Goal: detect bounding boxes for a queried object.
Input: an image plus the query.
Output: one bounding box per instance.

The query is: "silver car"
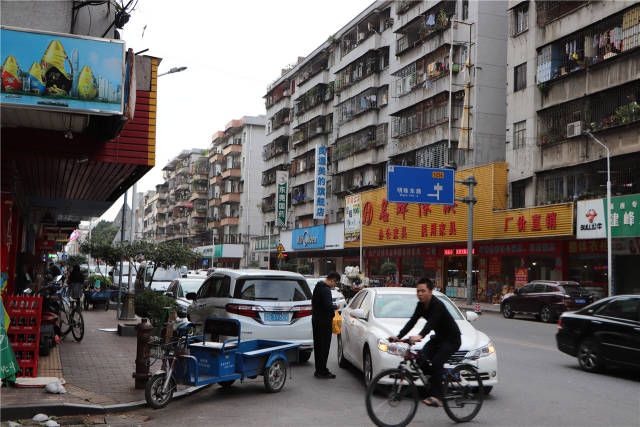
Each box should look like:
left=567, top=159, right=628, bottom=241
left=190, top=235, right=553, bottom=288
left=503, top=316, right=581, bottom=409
left=164, top=278, right=207, bottom=317
left=187, top=269, right=314, bottom=362
left=306, top=277, right=347, bottom=311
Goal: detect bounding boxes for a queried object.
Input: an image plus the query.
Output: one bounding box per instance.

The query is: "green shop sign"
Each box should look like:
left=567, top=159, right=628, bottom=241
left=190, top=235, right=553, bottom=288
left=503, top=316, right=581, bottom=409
left=607, top=194, right=640, bottom=237
left=255, top=237, right=279, bottom=251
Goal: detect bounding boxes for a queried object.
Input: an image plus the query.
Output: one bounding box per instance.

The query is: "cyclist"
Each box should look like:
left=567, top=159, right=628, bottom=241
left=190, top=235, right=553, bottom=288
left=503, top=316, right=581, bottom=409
left=389, top=277, right=461, bottom=408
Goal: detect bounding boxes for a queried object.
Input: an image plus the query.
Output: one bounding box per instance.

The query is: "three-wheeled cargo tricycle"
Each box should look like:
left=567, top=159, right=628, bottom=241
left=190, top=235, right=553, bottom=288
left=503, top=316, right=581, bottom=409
left=145, top=318, right=300, bottom=408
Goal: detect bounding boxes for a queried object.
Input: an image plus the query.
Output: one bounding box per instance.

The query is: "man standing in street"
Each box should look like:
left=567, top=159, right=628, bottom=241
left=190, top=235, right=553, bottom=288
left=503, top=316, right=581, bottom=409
left=311, top=271, right=340, bottom=379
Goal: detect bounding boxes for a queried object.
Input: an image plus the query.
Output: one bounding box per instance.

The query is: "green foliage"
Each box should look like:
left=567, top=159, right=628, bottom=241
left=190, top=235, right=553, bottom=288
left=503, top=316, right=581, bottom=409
left=79, top=239, right=125, bottom=281
left=61, top=254, right=87, bottom=268
left=143, top=241, right=196, bottom=288
left=279, top=262, right=298, bottom=272
left=134, top=289, right=177, bottom=327
left=88, top=274, right=113, bottom=289
left=296, top=264, right=312, bottom=275
left=90, top=220, right=120, bottom=245
left=380, top=262, right=397, bottom=276
left=247, top=261, right=260, bottom=268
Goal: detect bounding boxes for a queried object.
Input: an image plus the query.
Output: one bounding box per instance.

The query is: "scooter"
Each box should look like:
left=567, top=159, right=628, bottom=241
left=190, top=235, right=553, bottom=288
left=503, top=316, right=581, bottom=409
left=23, top=275, right=64, bottom=356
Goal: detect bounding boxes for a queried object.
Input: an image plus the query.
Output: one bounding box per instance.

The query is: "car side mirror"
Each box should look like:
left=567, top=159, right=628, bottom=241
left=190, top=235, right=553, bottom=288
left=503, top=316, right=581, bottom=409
left=466, top=311, right=479, bottom=322
left=164, top=291, right=174, bottom=298
left=186, top=292, right=197, bottom=301
left=351, top=308, right=366, bottom=319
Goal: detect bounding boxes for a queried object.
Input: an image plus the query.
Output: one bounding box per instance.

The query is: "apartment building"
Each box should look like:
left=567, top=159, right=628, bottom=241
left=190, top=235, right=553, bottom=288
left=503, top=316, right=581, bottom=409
left=154, top=149, right=209, bottom=245
left=259, top=0, right=508, bottom=275
left=208, top=117, right=266, bottom=268
left=142, top=190, right=157, bottom=239
left=505, top=1, right=640, bottom=294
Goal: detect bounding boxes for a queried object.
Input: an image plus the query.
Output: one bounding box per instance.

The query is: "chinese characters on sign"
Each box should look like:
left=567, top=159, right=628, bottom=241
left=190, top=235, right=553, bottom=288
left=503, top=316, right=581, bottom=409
left=344, top=195, right=361, bottom=242
left=313, top=145, right=328, bottom=219
left=503, top=212, right=558, bottom=232
left=275, top=170, right=288, bottom=227
left=386, top=166, right=454, bottom=205
left=577, top=194, right=640, bottom=239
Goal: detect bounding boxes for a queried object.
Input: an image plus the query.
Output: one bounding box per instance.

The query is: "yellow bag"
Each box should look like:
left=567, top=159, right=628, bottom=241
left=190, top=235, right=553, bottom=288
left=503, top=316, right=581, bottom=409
left=332, top=310, right=342, bottom=334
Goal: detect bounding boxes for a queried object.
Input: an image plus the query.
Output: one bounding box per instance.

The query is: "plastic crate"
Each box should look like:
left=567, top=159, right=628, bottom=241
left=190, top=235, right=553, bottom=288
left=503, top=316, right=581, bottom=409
left=6, top=296, right=42, bottom=377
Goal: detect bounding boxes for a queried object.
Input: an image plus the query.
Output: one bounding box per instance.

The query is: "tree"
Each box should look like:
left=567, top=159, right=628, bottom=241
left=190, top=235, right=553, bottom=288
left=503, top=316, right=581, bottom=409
left=79, top=239, right=125, bottom=285
left=143, top=241, right=195, bottom=289
left=91, top=220, right=120, bottom=244
left=60, top=254, right=88, bottom=268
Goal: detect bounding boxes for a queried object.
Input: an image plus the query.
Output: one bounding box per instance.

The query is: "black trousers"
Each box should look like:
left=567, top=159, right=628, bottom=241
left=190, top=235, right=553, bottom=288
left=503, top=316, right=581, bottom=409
left=420, top=337, right=461, bottom=399
left=312, top=317, right=332, bottom=374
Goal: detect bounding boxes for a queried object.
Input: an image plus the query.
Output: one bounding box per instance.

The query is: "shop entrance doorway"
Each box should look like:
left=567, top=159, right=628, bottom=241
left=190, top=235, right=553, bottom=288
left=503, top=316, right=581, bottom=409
left=444, top=255, right=478, bottom=299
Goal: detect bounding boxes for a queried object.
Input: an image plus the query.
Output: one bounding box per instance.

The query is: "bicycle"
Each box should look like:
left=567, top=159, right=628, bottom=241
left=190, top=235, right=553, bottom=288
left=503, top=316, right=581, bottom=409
left=365, top=340, right=484, bottom=426
left=58, top=285, right=85, bottom=342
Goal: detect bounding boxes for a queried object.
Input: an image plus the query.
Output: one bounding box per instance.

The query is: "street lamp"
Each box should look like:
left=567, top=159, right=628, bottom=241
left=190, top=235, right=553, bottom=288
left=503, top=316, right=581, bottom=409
left=584, top=131, right=613, bottom=297
left=157, top=66, right=187, bottom=77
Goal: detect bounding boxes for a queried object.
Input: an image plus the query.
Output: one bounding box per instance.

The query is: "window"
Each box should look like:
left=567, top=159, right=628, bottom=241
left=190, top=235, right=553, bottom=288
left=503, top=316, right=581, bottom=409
left=196, top=280, right=211, bottom=299
left=514, top=63, right=527, bottom=92
left=520, top=284, right=535, bottom=294
left=234, top=279, right=311, bottom=301
left=597, top=298, right=639, bottom=321
left=545, top=176, right=564, bottom=203
left=512, top=3, right=528, bottom=36
left=511, top=180, right=526, bottom=209
left=462, top=0, right=469, bottom=20
left=533, top=283, right=546, bottom=293
left=359, top=294, right=372, bottom=318
left=349, top=291, right=367, bottom=309
left=513, top=120, right=526, bottom=149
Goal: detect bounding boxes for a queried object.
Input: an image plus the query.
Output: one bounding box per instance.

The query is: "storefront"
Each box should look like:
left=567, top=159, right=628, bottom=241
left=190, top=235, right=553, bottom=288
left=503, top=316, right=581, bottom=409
left=195, top=244, right=244, bottom=269
left=279, top=223, right=348, bottom=276
left=346, top=163, right=576, bottom=302
left=576, top=194, right=640, bottom=296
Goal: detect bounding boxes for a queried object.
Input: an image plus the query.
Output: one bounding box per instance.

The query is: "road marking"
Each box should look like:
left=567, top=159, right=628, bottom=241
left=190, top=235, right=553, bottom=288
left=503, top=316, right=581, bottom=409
left=492, top=336, right=557, bottom=352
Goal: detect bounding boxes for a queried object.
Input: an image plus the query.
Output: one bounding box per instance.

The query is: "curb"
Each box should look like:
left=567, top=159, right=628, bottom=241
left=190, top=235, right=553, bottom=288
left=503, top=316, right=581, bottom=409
left=454, top=304, right=502, bottom=314
left=0, top=384, right=211, bottom=421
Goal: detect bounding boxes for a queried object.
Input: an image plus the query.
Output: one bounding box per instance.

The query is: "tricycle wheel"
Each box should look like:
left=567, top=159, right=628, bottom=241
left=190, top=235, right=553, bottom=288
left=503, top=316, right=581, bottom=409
left=219, top=380, right=235, bottom=388
left=264, top=359, right=287, bottom=393
left=145, top=374, right=176, bottom=409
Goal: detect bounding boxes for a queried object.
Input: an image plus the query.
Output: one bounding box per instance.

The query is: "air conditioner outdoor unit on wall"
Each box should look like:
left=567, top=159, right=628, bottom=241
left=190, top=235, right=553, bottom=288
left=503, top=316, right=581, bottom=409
left=567, top=121, right=582, bottom=138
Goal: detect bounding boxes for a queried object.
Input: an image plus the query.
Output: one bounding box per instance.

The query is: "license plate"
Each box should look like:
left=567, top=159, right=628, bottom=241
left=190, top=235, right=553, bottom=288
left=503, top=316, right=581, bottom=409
left=265, top=312, right=289, bottom=322
left=574, top=299, right=585, bottom=304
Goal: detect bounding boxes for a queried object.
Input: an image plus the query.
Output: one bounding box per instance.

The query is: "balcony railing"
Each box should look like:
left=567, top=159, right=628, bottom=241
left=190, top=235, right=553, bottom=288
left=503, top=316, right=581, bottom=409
left=335, top=50, right=383, bottom=93
left=263, top=137, right=289, bottom=160
left=396, top=4, right=454, bottom=57
left=535, top=1, right=589, bottom=27
left=391, top=92, right=463, bottom=138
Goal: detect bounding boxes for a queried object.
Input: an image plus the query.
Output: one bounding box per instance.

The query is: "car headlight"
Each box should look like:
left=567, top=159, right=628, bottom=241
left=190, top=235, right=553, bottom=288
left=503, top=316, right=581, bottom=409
left=377, top=339, right=410, bottom=357
left=466, top=342, right=496, bottom=359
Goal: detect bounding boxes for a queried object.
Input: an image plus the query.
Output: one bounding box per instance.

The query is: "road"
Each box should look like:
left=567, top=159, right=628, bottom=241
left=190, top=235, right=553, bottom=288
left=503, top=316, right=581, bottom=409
left=118, top=313, right=640, bottom=427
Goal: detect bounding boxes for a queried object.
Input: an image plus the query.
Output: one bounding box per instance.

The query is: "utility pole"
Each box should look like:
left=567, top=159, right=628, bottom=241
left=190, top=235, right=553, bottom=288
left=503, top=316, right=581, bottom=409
left=117, top=190, right=127, bottom=317
left=455, top=176, right=477, bottom=305
left=120, top=184, right=137, bottom=320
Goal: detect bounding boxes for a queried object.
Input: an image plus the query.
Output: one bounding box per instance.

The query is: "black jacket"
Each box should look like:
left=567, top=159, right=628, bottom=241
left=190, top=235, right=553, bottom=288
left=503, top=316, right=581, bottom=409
left=312, top=281, right=335, bottom=321
left=397, top=297, right=461, bottom=343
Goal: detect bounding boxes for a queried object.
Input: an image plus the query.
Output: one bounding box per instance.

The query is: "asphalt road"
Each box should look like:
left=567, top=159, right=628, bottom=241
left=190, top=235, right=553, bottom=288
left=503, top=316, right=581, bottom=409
left=120, top=313, right=640, bottom=427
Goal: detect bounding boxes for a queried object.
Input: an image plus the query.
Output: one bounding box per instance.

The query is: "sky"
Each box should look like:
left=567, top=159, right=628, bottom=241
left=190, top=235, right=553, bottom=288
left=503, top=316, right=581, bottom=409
left=101, top=0, right=372, bottom=221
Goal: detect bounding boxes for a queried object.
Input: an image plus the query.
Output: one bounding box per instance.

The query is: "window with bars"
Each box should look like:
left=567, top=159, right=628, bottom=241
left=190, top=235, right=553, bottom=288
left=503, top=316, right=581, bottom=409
left=514, top=62, right=527, bottom=92
left=544, top=176, right=564, bottom=203
left=416, top=142, right=449, bottom=168
left=513, top=120, right=526, bottom=149
left=391, top=92, right=463, bottom=138
left=511, top=3, right=529, bottom=36
left=511, top=180, right=526, bottom=208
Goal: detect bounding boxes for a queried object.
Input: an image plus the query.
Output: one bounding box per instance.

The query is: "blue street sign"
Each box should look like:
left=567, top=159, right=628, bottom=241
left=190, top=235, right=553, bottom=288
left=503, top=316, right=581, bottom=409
left=202, top=259, right=208, bottom=266
left=386, top=165, right=454, bottom=205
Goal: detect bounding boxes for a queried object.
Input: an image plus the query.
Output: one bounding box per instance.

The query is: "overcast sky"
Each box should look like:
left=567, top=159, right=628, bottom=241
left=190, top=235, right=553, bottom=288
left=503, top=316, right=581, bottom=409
left=100, top=0, right=372, bottom=221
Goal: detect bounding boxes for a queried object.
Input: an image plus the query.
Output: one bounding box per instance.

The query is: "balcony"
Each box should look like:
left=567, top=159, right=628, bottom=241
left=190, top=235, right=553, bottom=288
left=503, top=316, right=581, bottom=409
left=223, top=143, right=242, bottom=156
left=395, top=2, right=455, bottom=57
left=261, top=196, right=276, bottom=213
left=222, top=166, right=242, bottom=179
left=535, top=1, right=589, bottom=27
left=221, top=216, right=240, bottom=226
left=221, top=192, right=241, bottom=204
left=295, top=55, right=329, bottom=88
left=209, top=196, right=221, bottom=207
left=293, top=200, right=314, bottom=217
left=263, top=136, right=289, bottom=161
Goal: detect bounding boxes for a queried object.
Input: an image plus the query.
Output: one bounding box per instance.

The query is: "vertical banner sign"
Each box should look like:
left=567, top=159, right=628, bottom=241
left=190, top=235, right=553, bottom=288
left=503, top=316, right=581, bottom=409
left=344, top=195, right=362, bottom=242
left=276, top=170, right=289, bottom=227
left=313, top=145, right=328, bottom=219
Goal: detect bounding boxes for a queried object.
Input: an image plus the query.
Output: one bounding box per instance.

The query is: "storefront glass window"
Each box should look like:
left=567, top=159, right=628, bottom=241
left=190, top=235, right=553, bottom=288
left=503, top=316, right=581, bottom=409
left=401, top=257, right=435, bottom=287
left=568, top=254, right=608, bottom=300
left=369, top=257, right=396, bottom=286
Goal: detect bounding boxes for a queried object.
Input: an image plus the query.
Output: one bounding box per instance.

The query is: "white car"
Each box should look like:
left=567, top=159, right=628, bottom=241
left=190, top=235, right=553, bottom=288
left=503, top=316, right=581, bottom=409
left=337, top=288, right=498, bottom=392
left=187, top=269, right=315, bottom=362
left=305, top=277, right=347, bottom=311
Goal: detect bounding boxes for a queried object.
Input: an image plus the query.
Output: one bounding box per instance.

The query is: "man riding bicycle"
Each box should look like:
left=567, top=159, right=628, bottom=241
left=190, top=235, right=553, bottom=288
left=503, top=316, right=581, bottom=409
left=389, top=277, right=461, bottom=408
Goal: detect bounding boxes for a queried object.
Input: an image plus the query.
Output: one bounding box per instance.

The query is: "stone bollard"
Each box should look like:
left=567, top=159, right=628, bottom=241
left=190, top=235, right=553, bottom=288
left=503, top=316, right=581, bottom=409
left=132, top=317, right=153, bottom=389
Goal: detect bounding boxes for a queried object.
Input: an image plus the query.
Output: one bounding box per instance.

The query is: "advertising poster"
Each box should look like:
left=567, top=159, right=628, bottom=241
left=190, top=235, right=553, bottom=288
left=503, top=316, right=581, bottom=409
left=313, top=145, right=328, bottom=219
left=1, top=26, right=125, bottom=114
left=514, top=268, right=529, bottom=288
left=344, top=194, right=361, bottom=242
left=275, top=170, right=289, bottom=227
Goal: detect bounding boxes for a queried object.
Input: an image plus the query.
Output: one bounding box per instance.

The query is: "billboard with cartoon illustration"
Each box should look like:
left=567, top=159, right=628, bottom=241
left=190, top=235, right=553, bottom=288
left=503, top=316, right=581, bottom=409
left=1, top=26, right=125, bottom=115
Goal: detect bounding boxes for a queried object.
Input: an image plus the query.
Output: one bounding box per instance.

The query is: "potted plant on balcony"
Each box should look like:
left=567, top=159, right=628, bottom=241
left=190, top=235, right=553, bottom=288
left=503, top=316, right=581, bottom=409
left=437, top=9, right=449, bottom=28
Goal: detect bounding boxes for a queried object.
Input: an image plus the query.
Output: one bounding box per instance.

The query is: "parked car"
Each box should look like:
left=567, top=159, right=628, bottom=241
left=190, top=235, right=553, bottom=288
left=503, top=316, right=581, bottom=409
left=164, top=277, right=208, bottom=317
left=135, top=264, right=184, bottom=293
left=501, top=280, right=593, bottom=323
left=305, top=277, right=347, bottom=311
left=186, top=269, right=314, bottom=362
left=556, top=295, right=640, bottom=372
left=337, top=287, right=498, bottom=392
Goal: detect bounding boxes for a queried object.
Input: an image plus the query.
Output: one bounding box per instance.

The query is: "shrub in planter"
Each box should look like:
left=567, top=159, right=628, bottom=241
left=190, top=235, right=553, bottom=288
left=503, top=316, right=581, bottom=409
left=297, top=264, right=312, bottom=275
left=134, top=289, right=177, bottom=327
left=87, top=275, right=112, bottom=289
left=380, top=262, right=397, bottom=276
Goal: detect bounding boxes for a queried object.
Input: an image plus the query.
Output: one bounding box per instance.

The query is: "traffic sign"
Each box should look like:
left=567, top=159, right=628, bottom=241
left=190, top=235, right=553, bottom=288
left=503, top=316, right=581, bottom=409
left=386, top=165, right=454, bottom=205
left=277, top=252, right=284, bottom=259
left=277, top=243, right=285, bottom=253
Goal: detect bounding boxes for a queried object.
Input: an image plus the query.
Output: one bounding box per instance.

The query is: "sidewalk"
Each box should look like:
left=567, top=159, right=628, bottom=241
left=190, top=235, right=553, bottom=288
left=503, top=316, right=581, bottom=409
left=1, top=308, right=204, bottom=421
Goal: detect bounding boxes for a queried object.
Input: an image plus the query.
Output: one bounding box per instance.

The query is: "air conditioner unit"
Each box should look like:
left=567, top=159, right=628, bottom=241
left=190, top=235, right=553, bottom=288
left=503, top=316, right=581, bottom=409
left=567, top=121, right=582, bottom=138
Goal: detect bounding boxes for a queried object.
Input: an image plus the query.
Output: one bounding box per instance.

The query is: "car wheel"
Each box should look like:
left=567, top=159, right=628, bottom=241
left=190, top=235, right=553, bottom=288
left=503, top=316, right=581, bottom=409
left=363, top=348, right=373, bottom=387
left=337, top=334, right=348, bottom=369
left=502, top=303, right=514, bottom=319
left=540, top=305, right=554, bottom=323
left=298, top=350, right=312, bottom=363
left=484, top=386, right=493, bottom=395
left=578, top=338, right=604, bottom=373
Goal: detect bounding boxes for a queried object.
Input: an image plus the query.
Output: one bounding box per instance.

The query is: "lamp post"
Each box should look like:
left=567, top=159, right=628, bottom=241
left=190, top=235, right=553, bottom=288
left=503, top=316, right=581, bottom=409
left=585, top=131, right=613, bottom=297
left=157, top=66, right=187, bottom=77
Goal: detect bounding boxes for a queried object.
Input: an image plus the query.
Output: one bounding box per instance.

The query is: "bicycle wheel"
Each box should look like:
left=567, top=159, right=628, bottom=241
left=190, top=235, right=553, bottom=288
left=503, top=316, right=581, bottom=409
left=442, top=364, right=484, bottom=423
left=70, top=309, right=84, bottom=342
left=365, top=369, right=418, bottom=427
left=59, top=309, right=71, bottom=335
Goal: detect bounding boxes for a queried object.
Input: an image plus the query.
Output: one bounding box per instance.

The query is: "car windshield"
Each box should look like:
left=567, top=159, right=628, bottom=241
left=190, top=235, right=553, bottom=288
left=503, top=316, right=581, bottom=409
left=559, top=283, right=584, bottom=296
left=180, top=280, right=204, bottom=294
left=147, top=268, right=181, bottom=282
left=374, top=294, right=463, bottom=320
left=235, top=279, right=312, bottom=301
left=305, top=278, right=325, bottom=292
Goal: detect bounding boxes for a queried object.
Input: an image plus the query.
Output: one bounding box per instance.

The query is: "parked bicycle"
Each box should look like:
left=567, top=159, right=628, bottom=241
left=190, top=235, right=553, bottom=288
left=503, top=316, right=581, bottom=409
left=57, top=284, right=85, bottom=342
left=365, top=340, right=484, bottom=426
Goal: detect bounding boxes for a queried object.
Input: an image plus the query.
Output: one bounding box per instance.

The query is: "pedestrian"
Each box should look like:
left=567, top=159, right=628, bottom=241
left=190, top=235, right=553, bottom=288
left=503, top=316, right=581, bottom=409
left=68, top=265, right=84, bottom=301
left=311, top=271, right=340, bottom=379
